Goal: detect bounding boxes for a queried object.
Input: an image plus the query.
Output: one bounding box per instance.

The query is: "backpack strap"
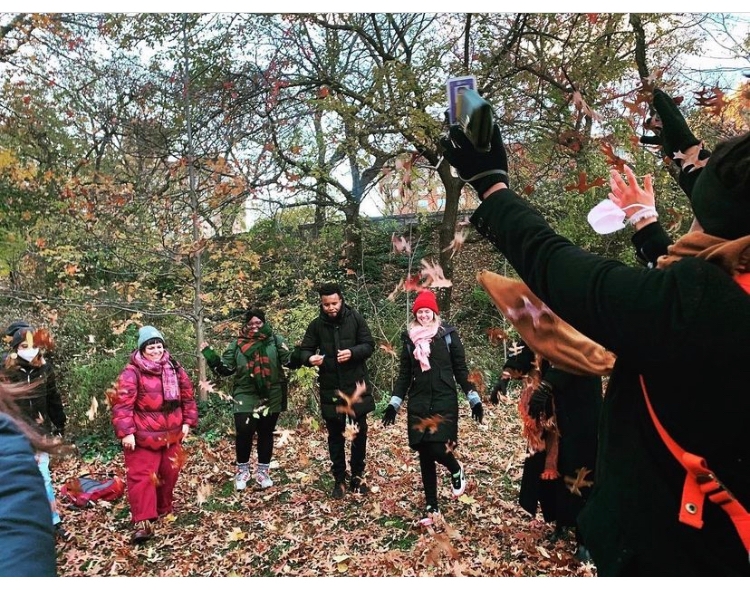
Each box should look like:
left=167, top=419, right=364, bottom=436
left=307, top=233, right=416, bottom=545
left=639, top=375, right=750, bottom=558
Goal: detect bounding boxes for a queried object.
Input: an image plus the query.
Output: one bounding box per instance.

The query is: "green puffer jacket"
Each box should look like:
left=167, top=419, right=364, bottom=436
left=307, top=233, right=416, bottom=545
left=202, top=334, right=291, bottom=414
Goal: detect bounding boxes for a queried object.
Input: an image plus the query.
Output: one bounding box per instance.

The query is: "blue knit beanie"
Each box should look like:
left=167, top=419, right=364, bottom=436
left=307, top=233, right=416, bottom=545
left=137, top=326, right=164, bottom=351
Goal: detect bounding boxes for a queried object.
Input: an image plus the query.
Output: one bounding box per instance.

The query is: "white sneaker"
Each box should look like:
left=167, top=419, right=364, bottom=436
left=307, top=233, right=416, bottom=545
left=235, top=469, right=251, bottom=490
left=451, top=464, right=466, bottom=497
left=256, top=472, right=273, bottom=489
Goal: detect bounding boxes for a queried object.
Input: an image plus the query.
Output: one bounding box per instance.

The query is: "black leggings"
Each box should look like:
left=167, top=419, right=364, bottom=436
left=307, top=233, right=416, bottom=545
left=415, top=441, right=460, bottom=509
left=234, top=412, right=280, bottom=464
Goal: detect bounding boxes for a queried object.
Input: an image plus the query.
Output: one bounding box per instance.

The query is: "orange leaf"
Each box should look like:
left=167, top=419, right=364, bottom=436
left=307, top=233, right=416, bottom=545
left=412, top=414, right=450, bottom=434
left=150, top=472, right=163, bottom=487
left=335, top=381, right=368, bottom=417
left=564, top=171, right=606, bottom=194
left=468, top=370, right=486, bottom=395
left=379, top=341, right=397, bottom=357
left=485, top=327, right=507, bottom=345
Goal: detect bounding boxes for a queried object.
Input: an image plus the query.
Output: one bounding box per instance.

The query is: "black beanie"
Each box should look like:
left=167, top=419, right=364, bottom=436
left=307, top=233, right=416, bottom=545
left=4, top=320, right=30, bottom=338
left=244, top=309, right=266, bottom=324
left=690, top=132, right=750, bottom=240
left=9, top=326, right=35, bottom=350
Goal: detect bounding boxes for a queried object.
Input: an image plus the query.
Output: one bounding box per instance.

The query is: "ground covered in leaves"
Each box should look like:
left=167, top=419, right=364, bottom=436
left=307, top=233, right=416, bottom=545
left=53, top=396, right=596, bottom=577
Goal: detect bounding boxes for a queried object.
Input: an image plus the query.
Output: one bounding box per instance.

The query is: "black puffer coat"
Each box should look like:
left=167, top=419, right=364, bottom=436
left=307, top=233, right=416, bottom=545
left=2, top=354, right=65, bottom=436
left=392, top=324, right=474, bottom=448
left=299, top=304, right=375, bottom=420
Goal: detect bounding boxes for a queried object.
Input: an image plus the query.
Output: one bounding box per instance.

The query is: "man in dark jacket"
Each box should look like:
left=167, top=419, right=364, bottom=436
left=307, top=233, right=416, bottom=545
left=299, top=283, right=375, bottom=499
left=441, top=118, right=750, bottom=575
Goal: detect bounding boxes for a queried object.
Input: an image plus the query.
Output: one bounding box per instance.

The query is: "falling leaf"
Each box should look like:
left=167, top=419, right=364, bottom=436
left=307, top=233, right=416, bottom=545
left=468, top=370, right=486, bottom=395
left=564, top=171, right=606, bottom=194
left=150, top=472, right=163, bottom=488
left=386, top=279, right=404, bottom=301
left=486, top=327, right=507, bottom=345
left=86, top=396, right=99, bottom=421
left=600, top=143, right=629, bottom=173
left=419, top=259, right=452, bottom=289
left=343, top=420, right=360, bottom=442
left=391, top=233, right=412, bottom=254
left=403, top=274, right=422, bottom=292
left=571, top=90, right=601, bottom=121
left=442, top=229, right=468, bottom=258
left=694, top=86, right=727, bottom=117
left=563, top=466, right=594, bottom=497
left=412, top=414, right=449, bottom=434
left=379, top=341, right=397, bottom=357
left=335, top=381, right=368, bottom=417
left=170, top=446, right=188, bottom=471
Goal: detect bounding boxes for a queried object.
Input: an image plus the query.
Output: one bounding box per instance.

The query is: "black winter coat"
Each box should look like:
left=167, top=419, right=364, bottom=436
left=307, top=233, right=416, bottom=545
left=472, top=188, right=750, bottom=576
left=299, top=304, right=375, bottom=420
left=2, top=355, right=65, bottom=436
left=519, top=367, right=602, bottom=528
left=392, top=324, right=474, bottom=448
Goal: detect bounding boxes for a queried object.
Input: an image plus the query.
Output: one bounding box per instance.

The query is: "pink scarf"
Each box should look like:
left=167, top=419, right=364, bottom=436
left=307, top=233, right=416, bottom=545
left=132, top=350, right=180, bottom=402
left=408, top=323, right=440, bottom=371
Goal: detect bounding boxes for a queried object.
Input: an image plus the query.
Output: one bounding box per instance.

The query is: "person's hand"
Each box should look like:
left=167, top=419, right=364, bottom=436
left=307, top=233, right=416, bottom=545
left=199, top=341, right=209, bottom=351
left=609, top=165, right=654, bottom=212
left=336, top=349, right=352, bottom=363
left=309, top=354, right=325, bottom=367
left=528, top=381, right=554, bottom=420
left=440, top=123, right=509, bottom=198
left=647, top=88, right=700, bottom=160
left=181, top=424, right=190, bottom=439
left=471, top=400, right=484, bottom=423
left=121, top=434, right=136, bottom=451
left=382, top=404, right=397, bottom=427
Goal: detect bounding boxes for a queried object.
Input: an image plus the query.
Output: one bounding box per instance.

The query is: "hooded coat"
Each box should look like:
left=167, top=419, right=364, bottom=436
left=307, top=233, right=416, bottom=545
left=112, top=350, right=199, bottom=451
left=392, top=324, right=474, bottom=448
left=299, top=303, right=375, bottom=419
left=471, top=186, right=750, bottom=576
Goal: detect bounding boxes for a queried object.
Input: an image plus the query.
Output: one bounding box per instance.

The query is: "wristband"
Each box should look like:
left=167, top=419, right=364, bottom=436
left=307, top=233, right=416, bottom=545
left=628, top=207, right=658, bottom=226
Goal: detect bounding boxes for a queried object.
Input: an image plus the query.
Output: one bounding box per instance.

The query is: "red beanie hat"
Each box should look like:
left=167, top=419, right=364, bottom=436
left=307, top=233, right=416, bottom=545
left=412, top=289, right=439, bottom=315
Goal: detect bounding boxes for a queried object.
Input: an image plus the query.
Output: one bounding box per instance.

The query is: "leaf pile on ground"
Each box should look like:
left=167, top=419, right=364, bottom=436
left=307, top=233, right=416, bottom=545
left=53, top=397, right=596, bottom=577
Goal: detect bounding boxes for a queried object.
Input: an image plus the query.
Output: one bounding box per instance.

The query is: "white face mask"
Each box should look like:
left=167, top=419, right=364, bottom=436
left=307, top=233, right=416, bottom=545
left=17, top=348, right=39, bottom=362
left=587, top=199, right=627, bottom=234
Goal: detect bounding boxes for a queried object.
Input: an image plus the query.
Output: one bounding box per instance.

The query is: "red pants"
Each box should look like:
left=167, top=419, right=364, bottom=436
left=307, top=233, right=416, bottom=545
left=123, top=444, right=182, bottom=522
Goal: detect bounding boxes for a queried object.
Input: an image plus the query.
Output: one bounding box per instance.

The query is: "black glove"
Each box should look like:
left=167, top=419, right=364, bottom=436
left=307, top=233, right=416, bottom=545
left=528, top=381, right=554, bottom=420
left=644, top=88, right=700, bottom=159
left=382, top=404, right=397, bottom=427
left=489, top=377, right=509, bottom=405
left=471, top=401, right=484, bottom=423
left=440, top=123, right=509, bottom=198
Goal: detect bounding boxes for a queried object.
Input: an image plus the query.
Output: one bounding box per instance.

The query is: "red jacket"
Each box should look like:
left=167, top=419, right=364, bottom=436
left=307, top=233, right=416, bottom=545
left=112, top=351, right=198, bottom=451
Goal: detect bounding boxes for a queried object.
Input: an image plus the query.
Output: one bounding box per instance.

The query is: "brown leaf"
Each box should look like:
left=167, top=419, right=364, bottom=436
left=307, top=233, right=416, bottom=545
left=412, top=414, right=450, bottom=434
